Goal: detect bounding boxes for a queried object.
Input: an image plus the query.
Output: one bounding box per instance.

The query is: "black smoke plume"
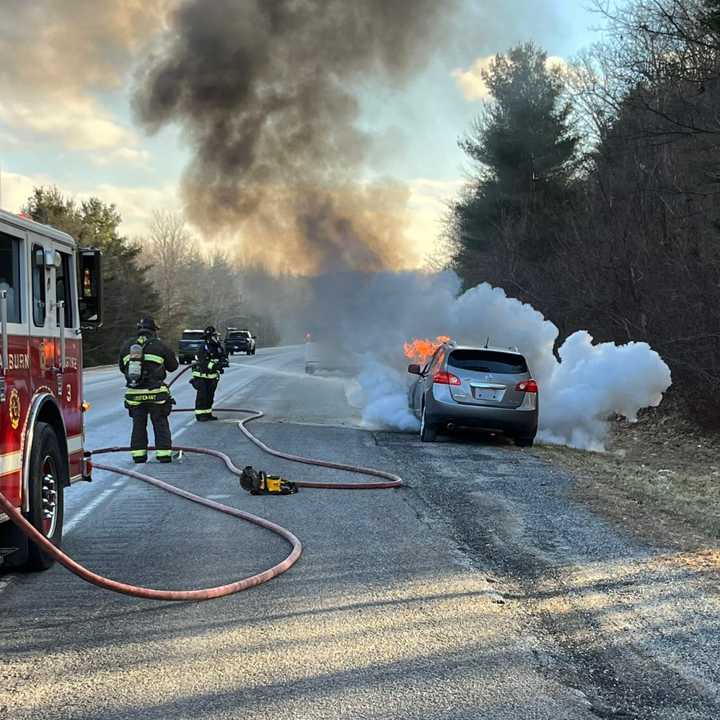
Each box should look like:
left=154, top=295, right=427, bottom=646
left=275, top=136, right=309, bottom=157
left=133, top=0, right=458, bottom=273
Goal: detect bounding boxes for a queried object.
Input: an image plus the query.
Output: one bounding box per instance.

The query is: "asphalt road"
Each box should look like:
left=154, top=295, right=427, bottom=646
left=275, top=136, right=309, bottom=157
left=1, top=346, right=718, bottom=719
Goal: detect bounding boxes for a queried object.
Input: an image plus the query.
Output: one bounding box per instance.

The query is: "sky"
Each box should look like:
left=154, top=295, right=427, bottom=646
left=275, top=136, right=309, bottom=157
left=0, top=0, right=602, bottom=263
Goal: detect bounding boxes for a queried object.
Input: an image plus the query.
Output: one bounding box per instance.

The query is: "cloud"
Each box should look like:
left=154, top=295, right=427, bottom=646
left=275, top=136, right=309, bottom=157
left=452, top=54, right=569, bottom=102
left=90, top=147, right=152, bottom=168
left=451, top=56, right=497, bottom=101
left=0, top=169, right=179, bottom=239
left=0, top=171, right=53, bottom=215
left=74, top=182, right=181, bottom=238
left=0, top=1, right=171, bottom=158
left=406, top=178, right=463, bottom=263
left=0, top=96, right=137, bottom=153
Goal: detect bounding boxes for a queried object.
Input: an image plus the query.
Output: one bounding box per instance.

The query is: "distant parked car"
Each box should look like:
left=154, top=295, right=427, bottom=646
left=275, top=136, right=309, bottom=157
left=408, top=342, right=538, bottom=446
left=178, top=329, right=205, bottom=364
left=225, top=329, right=256, bottom=355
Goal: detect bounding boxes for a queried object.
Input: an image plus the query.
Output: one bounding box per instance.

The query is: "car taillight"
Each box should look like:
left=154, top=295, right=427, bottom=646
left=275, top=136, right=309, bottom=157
left=433, top=371, right=461, bottom=386
left=516, top=379, right=538, bottom=393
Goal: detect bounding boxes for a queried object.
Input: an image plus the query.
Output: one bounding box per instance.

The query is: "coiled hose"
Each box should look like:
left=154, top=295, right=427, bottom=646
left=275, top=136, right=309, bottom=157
left=0, top=364, right=402, bottom=601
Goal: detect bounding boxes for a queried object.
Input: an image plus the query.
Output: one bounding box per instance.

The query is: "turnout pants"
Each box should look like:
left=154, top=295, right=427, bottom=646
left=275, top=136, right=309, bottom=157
left=194, top=377, right=218, bottom=419
left=129, top=401, right=173, bottom=461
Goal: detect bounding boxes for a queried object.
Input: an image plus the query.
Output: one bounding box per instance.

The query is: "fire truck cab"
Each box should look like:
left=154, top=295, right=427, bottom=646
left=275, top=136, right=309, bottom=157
left=0, top=210, right=102, bottom=571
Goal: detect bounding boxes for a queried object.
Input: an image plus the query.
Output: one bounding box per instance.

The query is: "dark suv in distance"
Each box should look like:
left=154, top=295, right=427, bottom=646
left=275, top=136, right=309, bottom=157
left=408, top=343, right=538, bottom=446
left=178, top=329, right=205, bottom=364
left=225, top=329, right=256, bottom=355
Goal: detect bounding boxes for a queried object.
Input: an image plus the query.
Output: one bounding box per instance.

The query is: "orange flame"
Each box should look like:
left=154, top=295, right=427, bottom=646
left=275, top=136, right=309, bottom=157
left=403, top=336, right=450, bottom=364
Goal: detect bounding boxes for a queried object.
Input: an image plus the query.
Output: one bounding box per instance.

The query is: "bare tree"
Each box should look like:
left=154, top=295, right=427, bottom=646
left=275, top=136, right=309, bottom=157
left=144, top=210, right=198, bottom=339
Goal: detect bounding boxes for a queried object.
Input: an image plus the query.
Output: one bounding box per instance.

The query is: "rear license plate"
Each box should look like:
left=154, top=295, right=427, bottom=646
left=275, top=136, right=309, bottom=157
left=474, top=388, right=500, bottom=401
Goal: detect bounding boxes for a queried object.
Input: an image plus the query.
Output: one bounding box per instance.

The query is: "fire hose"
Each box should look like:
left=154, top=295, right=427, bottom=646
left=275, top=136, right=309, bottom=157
left=0, top=364, right=402, bottom=601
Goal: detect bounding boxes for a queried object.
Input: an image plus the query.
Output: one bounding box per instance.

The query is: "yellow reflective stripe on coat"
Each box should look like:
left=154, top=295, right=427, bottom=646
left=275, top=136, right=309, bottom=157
left=125, top=385, right=169, bottom=395
left=122, top=354, right=130, bottom=364
left=144, top=354, right=165, bottom=364
left=192, top=372, right=218, bottom=379
left=124, top=384, right=171, bottom=404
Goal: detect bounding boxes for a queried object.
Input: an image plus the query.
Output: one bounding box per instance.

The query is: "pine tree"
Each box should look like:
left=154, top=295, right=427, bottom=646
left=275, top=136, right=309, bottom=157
left=452, top=43, right=579, bottom=287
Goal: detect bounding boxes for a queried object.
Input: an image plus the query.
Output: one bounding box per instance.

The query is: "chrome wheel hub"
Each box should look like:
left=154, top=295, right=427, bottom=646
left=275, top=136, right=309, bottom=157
left=41, top=455, right=58, bottom=537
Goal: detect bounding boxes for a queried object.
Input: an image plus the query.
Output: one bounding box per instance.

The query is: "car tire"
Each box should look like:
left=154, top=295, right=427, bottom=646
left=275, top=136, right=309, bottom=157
left=24, top=423, right=66, bottom=571
left=420, top=405, right=437, bottom=442
left=515, top=435, right=535, bottom=448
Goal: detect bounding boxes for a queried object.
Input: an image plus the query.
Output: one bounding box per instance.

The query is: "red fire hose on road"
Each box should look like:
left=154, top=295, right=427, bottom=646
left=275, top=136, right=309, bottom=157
left=0, top=365, right=402, bottom=601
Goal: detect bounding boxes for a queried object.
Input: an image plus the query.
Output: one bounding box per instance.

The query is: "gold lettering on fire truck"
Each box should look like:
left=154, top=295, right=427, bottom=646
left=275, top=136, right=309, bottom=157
left=9, top=388, right=21, bottom=430
left=7, top=353, right=30, bottom=370
left=39, top=341, right=47, bottom=371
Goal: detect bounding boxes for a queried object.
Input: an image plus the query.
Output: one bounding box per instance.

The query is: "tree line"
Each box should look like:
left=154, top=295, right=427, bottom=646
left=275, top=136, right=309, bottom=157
left=23, top=187, right=277, bottom=367
left=450, top=0, right=720, bottom=425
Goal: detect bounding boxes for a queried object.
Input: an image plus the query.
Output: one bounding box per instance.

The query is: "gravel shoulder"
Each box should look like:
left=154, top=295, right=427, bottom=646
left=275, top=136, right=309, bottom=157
left=537, top=410, right=720, bottom=569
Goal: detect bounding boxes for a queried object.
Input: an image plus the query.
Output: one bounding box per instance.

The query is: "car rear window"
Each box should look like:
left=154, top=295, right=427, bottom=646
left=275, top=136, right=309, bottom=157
left=448, top=350, right=528, bottom=374
left=229, top=331, right=249, bottom=338
left=182, top=331, right=204, bottom=340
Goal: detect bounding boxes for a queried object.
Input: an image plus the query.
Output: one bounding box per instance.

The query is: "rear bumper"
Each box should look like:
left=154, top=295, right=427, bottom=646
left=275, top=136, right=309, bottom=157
left=178, top=345, right=202, bottom=356
left=426, top=387, right=538, bottom=436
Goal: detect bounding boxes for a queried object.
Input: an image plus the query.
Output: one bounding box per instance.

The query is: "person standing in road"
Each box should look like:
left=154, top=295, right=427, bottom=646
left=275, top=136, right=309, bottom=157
left=192, top=325, right=227, bottom=422
left=118, top=316, right=179, bottom=463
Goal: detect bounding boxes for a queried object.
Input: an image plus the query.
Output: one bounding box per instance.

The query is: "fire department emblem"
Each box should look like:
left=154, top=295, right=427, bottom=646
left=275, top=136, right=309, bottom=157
left=9, top=388, right=21, bottom=430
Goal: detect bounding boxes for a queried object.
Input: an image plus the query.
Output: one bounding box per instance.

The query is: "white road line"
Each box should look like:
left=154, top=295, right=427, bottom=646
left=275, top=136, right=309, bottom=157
left=64, top=481, right=123, bottom=536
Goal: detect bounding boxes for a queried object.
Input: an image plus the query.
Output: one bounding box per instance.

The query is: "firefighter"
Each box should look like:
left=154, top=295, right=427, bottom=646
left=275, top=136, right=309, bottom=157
left=119, top=316, right=179, bottom=463
left=192, top=325, right=228, bottom=421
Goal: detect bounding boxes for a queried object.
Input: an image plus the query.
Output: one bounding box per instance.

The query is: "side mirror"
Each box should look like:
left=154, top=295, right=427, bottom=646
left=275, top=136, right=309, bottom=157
left=45, top=249, right=62, bottom=268
left=408, top=364, right=421, bottom=375
left=252, top=335, right=257, bottom=339
left=78, top=248, right=103, bottom=329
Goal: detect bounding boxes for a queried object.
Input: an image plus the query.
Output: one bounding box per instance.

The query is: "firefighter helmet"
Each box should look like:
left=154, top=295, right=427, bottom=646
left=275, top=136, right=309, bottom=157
left=137, top=316, right=159, bottom=332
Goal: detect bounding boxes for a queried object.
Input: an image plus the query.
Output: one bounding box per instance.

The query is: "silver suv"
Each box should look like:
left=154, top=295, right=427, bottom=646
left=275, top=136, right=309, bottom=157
left=408, top=343, right=538, bottom=446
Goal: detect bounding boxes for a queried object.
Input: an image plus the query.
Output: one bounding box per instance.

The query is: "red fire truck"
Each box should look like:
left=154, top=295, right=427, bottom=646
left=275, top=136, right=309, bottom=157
left=0, top=209, right=102, bottom=571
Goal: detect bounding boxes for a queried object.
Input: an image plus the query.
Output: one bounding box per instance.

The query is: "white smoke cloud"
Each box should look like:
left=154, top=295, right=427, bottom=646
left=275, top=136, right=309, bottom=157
left=354, top=359, right=420, bottom=432
left=539, top=331, right=672, bottom=451
left=299, top=272, right=671, bottom=450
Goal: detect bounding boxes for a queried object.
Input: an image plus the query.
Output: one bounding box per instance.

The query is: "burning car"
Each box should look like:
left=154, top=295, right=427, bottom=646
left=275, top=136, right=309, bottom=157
left=407, top=340, right=538, bottom=446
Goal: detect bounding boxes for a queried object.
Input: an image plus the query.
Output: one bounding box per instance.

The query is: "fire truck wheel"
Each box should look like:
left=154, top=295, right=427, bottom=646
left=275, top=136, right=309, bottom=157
left=25, top=423, right=66, bottom=571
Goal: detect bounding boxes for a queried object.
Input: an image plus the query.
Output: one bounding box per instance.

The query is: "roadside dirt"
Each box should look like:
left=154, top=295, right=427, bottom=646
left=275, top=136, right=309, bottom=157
left=536, top=409, right=720, bottom=572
